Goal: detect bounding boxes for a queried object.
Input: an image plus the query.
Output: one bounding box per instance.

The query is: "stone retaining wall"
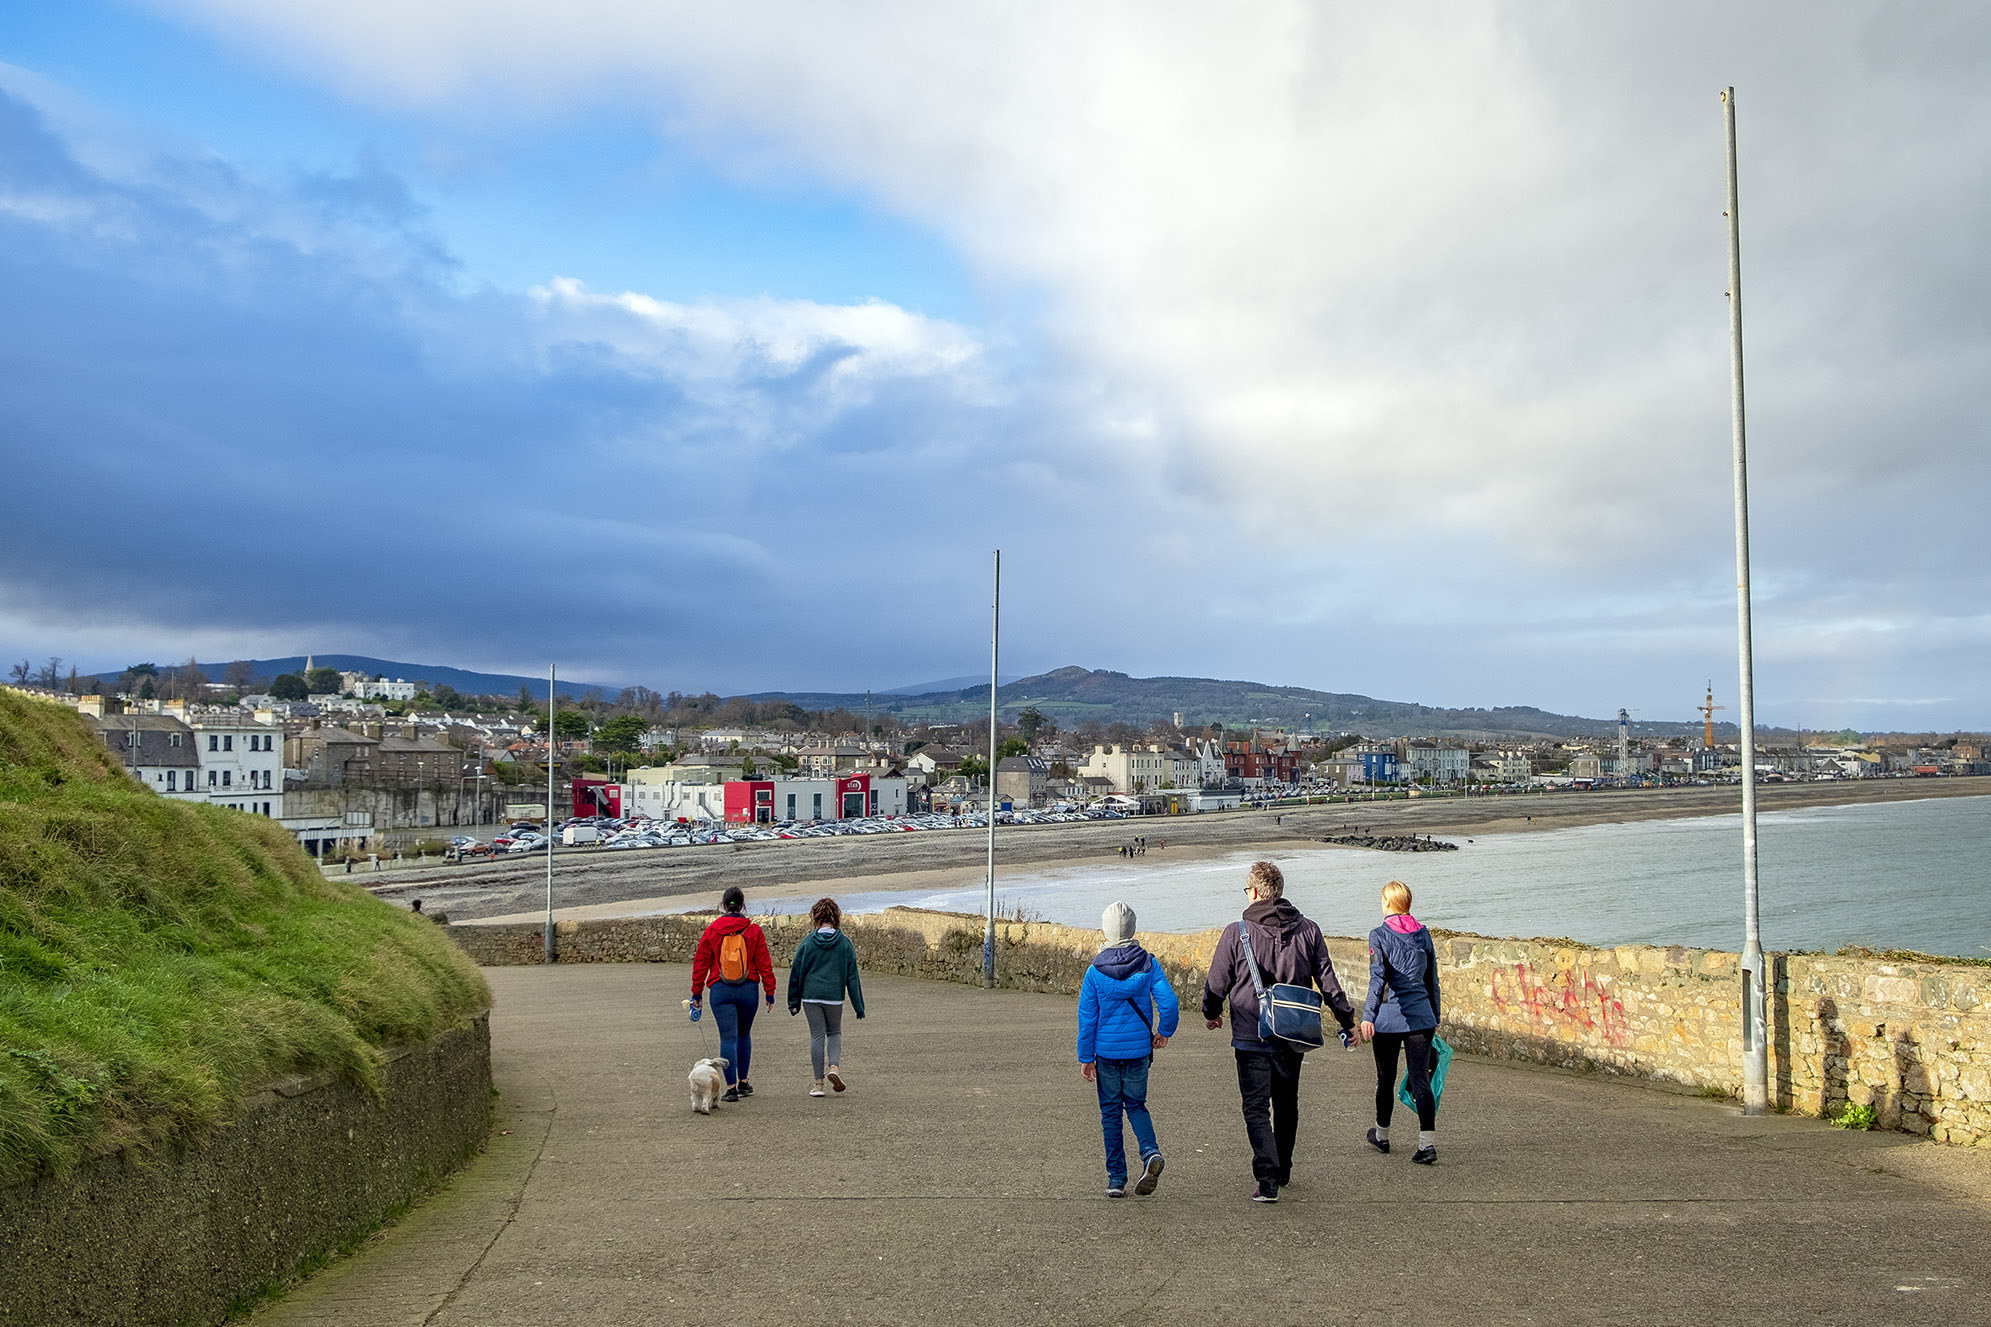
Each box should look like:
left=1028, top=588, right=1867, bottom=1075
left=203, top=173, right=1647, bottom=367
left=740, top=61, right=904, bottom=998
left=455, top=910, right=1991, bottom=1146
left=0, top=1015, right=493, bottom=1327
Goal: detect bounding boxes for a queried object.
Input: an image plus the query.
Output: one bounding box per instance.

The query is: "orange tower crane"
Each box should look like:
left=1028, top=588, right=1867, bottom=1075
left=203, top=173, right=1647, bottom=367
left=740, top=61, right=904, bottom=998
left=1700, top=682, right=1726, bottom=749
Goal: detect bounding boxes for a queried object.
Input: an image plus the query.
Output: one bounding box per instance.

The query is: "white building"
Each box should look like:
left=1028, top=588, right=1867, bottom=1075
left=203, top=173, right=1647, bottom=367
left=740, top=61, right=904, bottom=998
left=622, top=779, right=731, bottom=822
left=1400, top=740, right=1471, bottom=784
left=1189, top=738, right=1227, bottom=788
left=191, top=719, right=285, bottom=817
left=1077, top=744, right=1199, bottom=795
left=84, top=712, right=283, bottom=817
left=349, top=677, right=422, bottom=702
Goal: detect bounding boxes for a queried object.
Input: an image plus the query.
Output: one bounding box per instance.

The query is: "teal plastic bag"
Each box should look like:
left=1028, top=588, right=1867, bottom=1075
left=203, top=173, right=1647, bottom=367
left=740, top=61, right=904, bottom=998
left=1398, top=1034, right=1453, bottom=1112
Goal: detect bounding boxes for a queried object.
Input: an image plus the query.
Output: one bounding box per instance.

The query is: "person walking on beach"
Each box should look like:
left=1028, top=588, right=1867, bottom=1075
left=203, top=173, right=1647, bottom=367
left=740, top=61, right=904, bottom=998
left=689, top=886, right=775, bottom=1102
left=1202, top=861, right=1357, bottom=1202
left=787, top=897, right=865, bottom=1096
left=1362, top=880, right=1442, bottom=1163
left=1077, top=901, right=1180, bottom=1197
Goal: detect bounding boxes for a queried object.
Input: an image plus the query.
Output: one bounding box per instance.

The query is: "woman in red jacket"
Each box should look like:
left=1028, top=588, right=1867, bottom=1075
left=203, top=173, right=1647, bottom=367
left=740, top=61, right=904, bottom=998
left=690, top=886, right=776, bottom=1101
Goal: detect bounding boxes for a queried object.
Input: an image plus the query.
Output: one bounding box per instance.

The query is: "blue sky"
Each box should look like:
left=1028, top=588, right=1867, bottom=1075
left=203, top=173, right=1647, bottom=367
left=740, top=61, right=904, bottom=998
left=2, top=2, right=1987, bottom=730
left=3, top=0, right=980, bottom=314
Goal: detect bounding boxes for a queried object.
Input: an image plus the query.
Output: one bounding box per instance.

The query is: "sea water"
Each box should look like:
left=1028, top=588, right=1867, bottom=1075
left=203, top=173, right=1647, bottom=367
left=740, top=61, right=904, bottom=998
left=742, top=795, right=1991, bottom=958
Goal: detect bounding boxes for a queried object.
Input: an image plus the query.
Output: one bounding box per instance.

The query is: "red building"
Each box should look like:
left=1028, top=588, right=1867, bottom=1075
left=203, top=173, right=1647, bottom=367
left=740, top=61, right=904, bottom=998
left=570, top=777, right=622, bottom=818
left=1224, top=743, right=1300, bottom=786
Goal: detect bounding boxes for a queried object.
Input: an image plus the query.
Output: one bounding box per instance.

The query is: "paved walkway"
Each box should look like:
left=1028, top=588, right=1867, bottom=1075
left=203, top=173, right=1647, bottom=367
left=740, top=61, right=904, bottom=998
left=257, top=965, right=1990, bottom=1326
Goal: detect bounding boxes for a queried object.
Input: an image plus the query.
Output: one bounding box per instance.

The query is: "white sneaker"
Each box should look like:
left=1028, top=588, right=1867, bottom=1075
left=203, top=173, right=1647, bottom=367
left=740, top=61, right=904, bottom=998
left=809, top=1081, right=826, bottom=1097
left=827, top=1067, right=846, bottom=1092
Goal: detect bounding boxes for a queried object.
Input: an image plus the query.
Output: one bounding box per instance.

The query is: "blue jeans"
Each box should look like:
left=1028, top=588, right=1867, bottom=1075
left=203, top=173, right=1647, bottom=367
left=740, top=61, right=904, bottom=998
left=1094, top=1055, right=1159, bottom=1186
left=708, top=980, right=760, bottom=1085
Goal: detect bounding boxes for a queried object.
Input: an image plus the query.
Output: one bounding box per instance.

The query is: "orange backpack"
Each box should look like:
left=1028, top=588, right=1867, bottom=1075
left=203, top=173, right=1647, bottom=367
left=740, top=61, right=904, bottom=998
left=716, top=930, right=752, bottom=983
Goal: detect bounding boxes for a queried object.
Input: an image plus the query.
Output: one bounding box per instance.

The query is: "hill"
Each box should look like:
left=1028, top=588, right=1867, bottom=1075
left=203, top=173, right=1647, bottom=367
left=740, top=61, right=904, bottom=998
left=753, top=666, right=1740, bottom=741
left=89, top=654, right=618, bottom=701
left=0, top=690, right=489, bottom=1184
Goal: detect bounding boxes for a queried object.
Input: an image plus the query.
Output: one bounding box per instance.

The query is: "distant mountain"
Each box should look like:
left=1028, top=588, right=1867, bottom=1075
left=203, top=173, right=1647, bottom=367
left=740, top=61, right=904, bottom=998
left=89, top=652, right=1740, bottom=740
left=753, top=665, right=1740, bottom=741
left=89, top=655, right=618, bottom=702
left=879, top=673, right=1026, bottom=696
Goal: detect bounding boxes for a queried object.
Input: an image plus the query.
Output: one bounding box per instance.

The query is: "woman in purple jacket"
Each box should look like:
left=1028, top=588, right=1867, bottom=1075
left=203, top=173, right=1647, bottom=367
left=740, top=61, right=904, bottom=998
left=1361, top=879, right=1442, bottom=1164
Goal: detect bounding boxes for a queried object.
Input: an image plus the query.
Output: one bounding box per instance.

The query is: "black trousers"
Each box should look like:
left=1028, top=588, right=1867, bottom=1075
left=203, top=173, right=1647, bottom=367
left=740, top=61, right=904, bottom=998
left=1233, top=1047, right=1305, bottom=1185
left=1372, top=1030, right=1437, bottom=1130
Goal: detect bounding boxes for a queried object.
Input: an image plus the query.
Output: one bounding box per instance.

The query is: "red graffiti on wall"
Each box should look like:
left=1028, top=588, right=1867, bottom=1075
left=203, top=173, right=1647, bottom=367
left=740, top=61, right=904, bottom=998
left=1488, top=961, right=1631, bottom=1048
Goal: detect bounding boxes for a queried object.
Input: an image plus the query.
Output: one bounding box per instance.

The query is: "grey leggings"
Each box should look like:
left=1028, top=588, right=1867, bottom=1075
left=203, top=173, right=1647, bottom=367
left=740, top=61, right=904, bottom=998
left=804, top=1002, right=844, bottom=1078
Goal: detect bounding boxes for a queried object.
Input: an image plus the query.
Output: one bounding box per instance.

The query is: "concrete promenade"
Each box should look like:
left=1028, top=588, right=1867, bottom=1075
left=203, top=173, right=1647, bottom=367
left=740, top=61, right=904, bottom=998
left=255, top=964, right=1991, bottom=1326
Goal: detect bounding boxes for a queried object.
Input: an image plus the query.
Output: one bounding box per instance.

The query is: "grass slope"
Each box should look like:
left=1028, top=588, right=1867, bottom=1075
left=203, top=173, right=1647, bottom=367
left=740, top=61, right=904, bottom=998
left=0, top=691, right=490, bottom=1185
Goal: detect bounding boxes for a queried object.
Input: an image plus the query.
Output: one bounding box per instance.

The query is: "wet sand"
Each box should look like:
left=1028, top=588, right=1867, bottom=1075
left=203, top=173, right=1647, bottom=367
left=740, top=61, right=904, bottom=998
left=378, top=777, right=1990, bottom=923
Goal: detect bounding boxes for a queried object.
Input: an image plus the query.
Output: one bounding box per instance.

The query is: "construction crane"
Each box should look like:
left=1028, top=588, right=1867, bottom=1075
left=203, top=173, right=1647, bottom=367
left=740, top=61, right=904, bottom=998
left=1700, top=682, right=1726, bottom=750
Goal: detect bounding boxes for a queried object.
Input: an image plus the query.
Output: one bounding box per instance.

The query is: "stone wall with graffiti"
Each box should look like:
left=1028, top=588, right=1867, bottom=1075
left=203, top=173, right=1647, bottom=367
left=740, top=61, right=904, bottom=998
left=1431, top=935, right=1991, bottom=1146
left=452, top=908, right=1991, bottom=1147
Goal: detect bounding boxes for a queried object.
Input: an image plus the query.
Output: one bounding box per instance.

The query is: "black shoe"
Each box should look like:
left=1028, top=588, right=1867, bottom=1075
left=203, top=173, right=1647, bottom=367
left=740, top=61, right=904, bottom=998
left=1135, top=1153, right=1165, bottom=1196
left=1366, top=1128, right=1391, bottom=1154
left=1251, top=1182, right=1279, bottom=1203
left=1105, top=1185, right=1126, bottom=1198
left=1412, top=1146, right=1436, bottom=1165
left=736, top=1080, right=754, bottom=1098
left=721, top=1087, right=740, bottom=1103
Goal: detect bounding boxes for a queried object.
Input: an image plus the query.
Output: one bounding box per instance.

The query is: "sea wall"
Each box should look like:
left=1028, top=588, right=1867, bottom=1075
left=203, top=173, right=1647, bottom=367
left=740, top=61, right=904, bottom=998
left=1432, top=937, right=1991, bottom=1145
left=0, top=1015, right=493, bottom=1327
left=455, top=911, right=1991, bottom=1146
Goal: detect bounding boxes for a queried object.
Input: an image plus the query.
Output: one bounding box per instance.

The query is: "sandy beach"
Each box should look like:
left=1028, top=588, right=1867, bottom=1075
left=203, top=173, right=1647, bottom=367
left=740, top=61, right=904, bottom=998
left=372, top=777, right=1991, bottom=923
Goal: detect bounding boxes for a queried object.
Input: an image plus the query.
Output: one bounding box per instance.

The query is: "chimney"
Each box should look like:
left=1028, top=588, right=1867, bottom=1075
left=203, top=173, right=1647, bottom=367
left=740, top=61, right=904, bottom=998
left=365, top=722, right=383, bottom=740
left=401, top=724, right=418, bottom=741
left=76, top=694, right=105, bottom=717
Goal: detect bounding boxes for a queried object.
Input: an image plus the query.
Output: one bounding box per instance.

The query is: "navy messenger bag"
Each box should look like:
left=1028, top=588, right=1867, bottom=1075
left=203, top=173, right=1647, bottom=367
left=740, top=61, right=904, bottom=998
left=1238, top=921, right=1326, bottom=1052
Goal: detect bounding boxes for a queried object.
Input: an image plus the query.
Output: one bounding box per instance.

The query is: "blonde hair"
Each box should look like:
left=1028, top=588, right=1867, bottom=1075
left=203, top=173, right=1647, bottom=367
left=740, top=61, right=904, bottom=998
left=1381, top=880, right=1413, bottom=915
left=1246, top=861, right=1285, bottom=899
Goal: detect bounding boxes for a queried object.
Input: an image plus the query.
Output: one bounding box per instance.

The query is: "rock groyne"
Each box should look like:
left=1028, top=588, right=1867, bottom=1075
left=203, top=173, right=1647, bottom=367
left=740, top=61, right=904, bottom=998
left=1321, top=831, right=1459, bottom=852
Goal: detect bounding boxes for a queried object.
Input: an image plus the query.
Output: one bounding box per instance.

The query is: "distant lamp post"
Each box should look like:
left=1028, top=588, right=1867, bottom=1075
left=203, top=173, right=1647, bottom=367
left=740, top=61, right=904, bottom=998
left=983, top=550, right=1000, bottom=991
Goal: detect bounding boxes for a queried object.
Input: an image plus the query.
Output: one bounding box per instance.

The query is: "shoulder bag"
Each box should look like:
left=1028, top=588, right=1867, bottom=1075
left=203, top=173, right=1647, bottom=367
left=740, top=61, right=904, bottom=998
left=1239, top=922, right=1325, bottom=1052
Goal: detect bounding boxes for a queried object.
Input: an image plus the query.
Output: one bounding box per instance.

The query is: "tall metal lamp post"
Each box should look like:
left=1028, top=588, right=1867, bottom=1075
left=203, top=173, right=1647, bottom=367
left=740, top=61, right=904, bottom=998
left=983, top=550, right=1000, bottom=990
left=1722, top=87, right=1769, bottom=1114
left=544, top=665, right=557, bottom=964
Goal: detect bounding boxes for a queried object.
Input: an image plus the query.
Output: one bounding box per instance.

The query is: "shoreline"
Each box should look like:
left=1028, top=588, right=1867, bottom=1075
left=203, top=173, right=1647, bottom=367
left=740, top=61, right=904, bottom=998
left=398, top=778, right=1991, bottom=924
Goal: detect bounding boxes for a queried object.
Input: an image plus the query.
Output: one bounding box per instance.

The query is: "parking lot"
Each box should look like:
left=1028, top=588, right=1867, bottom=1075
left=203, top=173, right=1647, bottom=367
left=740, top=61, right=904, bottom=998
left=450, top=804, right=1135, bottom=860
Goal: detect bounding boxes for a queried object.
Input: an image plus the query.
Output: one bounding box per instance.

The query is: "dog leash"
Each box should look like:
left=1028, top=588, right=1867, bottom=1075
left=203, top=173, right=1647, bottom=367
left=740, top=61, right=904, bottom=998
left=682, top=998, right=716, bottom=1059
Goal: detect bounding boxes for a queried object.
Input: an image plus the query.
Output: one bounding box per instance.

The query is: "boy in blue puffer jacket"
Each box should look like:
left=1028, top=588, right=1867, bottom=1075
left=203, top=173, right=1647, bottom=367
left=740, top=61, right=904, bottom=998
left=1077, top=901, right=1180, bottom=1197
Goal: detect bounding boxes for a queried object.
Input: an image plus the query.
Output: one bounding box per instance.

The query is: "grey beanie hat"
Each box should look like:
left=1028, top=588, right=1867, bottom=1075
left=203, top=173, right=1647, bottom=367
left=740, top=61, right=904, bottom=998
left=1100, top=900, right=1137, bottom=948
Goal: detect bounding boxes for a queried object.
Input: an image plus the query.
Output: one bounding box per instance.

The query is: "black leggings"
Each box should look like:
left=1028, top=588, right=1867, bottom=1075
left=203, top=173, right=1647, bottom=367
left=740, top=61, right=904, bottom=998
left=1372, top=1030, right=1437, bottom=1131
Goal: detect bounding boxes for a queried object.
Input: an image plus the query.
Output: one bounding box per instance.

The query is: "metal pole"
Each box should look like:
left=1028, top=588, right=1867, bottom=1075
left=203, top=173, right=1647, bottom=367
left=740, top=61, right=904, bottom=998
left=1722, top=87, right=1769, bottom=1114
left=983, top=550, right=1000, bottom=989
left=544, top=665, right=556, bottom=964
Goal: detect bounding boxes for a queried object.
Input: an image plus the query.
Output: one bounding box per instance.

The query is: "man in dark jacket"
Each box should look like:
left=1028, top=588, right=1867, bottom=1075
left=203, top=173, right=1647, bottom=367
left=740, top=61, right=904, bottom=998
left=1202, top=860, right=1356, bottom=1202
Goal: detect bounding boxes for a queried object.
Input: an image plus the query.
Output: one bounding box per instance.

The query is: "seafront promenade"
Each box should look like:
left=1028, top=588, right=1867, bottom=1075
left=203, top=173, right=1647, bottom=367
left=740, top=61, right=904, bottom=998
left=254, top=964, right=1991, bottom=1326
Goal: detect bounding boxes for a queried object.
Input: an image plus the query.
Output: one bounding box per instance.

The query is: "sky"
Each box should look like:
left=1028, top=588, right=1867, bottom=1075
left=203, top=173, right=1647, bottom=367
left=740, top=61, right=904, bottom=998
left=0, top=1, right=1986, bottom=730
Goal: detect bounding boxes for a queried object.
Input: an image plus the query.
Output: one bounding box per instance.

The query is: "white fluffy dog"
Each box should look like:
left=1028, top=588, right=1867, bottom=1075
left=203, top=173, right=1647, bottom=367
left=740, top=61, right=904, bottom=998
left=689, top=1058, right=730, bottom=1114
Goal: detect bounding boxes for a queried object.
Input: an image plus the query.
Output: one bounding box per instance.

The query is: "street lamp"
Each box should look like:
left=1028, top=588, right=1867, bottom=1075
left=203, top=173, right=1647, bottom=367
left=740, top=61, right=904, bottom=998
left=1723, top=88, right=1768, bottom=1115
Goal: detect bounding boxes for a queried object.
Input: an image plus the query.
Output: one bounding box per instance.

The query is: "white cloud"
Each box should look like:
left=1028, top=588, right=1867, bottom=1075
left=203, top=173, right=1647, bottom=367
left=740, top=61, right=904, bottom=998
left=526, top=276, right=989, bottom=402
left=161, top=2, right=1991, bottom=544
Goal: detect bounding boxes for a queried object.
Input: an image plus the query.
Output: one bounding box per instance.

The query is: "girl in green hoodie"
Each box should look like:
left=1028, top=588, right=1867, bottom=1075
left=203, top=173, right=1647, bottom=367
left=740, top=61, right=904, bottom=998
left=786, top=898, right=866, bottom=1096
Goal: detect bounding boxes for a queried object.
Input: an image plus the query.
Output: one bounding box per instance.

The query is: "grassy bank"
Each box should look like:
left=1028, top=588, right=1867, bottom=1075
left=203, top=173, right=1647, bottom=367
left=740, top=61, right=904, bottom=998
left=0, top=691, right=490, bottom=1184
